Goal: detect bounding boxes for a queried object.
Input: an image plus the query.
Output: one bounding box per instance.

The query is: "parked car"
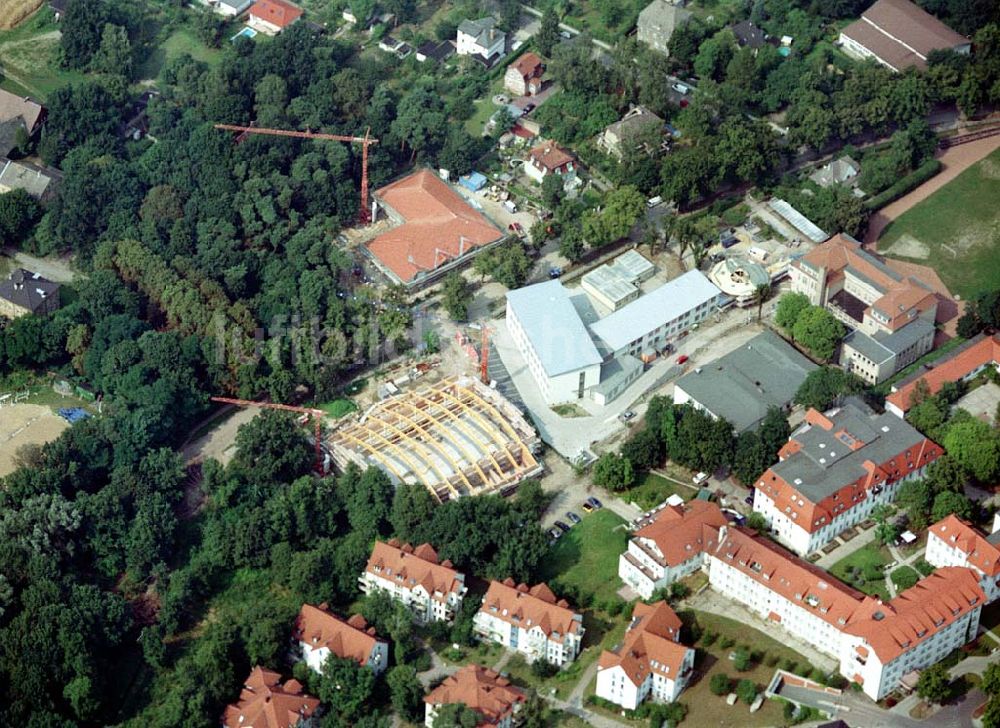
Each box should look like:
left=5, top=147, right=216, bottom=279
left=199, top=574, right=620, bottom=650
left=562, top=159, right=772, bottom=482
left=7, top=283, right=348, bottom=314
left=581, top=501, right=595, bottom=513
left=586, top=496, right=603, bottom=509
left=548, top=266, right=563, bottom=279
left=676, top=354, right=689, bottom=365
left=744, top=495, right=754, bottom=506
left=554, top=520, right=571, bottom=533
left=693, top=472, right=709, bottom=485
left=524, top=102, right=536, bottom=113
left=620, top=410, right=636, bottom=422
left=559, top=30, right=572, bottom=39
left=548, top=527, right=563, bottom=540
left=672, top=82, right=691, bottom=95
left=566, top=511, right=581, bottom=525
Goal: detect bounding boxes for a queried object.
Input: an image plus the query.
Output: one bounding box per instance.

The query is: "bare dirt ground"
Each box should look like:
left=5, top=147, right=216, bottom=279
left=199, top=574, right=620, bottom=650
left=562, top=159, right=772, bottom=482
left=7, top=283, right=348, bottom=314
left=1, top=248, right=79, bottom=283
left=0, top=403, right=67, bottom=476
left=864, top=134, right=1000, bottom=245
left=180, top=407, right=260, bottom=466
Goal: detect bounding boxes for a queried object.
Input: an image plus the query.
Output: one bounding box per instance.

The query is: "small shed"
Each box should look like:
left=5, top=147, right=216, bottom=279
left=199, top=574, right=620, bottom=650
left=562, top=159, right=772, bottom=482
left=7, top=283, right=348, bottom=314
left=459, top=172, right=487, bottom=191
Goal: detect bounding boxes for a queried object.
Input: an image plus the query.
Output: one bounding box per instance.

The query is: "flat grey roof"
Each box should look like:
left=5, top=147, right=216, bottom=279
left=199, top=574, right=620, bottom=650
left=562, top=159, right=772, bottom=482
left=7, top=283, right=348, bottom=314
left=590, top=270, right=721, bottom=352
left=581, top=265, right=637, bottom=305
left=506, top=280, right=603, bottom=377
left=610, top=249, right=655, bottom=281
left=773, top=401, right=927, bottom=504
left=674, top=331, right=817, bottom=431
left=593, top=354, right=643, bottom=396
left=845, top=318, right=935, bottom=364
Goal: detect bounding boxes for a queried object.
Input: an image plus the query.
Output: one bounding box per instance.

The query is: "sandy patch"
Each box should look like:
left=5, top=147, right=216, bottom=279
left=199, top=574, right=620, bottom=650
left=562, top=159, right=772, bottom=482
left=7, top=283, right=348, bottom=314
left=980, top=158, right=1000, bottom=180
left=181, top=407, right=260, bottom=466
left=0, top=403, right=68, bottom=477
left=884, top=233, right=930, bottom=260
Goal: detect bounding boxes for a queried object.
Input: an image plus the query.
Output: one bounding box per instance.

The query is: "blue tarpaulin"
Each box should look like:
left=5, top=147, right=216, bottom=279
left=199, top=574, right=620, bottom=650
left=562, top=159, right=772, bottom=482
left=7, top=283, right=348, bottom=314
left=58, top=407, right=91, bottom=424
left=459, top=172, right=487, bottom=191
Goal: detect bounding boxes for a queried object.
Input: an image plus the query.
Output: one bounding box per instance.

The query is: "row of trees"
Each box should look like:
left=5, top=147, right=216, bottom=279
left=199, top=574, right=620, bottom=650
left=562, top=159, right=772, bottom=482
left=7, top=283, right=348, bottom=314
left=775, top=293, right=846, bottom=362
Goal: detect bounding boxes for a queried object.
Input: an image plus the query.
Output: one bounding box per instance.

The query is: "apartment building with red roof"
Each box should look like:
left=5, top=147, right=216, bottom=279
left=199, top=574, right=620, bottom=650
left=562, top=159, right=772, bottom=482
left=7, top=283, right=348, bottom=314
left=703, top=524, right=984, bottom=699
left=423, top=665, right=525, bottom=728
left=222, top=666, right=319, bottom=728
left=886, top=334, right=1000, bottom=417
left=504, top=52, right=545, bottom=97
left=925, top=514, right=1000, bottom=603
left=838, top=0, right=969, bottom=72
left=788, top=234, right=952, bottom=384
left=595, top=601, right=695, bottom=710
left=366, top=169, right=504, bottom=289
left=248, top=0, right=303, bottom=34
left=752, top=400, right=942, bottom=556
left=359, top=539, right=467, bottom=623
left=293, top=603, right=388, bottom=675
left=473, top=579, right=584, bottom=666
left=618, top=500, right=727, bottom=598
left=524, top=142, right=576, bottom=187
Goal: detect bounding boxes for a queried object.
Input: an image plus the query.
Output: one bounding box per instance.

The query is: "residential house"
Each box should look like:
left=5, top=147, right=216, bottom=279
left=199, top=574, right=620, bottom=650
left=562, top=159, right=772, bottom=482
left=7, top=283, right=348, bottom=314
left=636, top=0, right=692, bottom=56
left=199, top=0, right=254, bottom=17
left=596, top=601, right=696, bottom=709
left=808, top=156, right=861, bottom=189
left=524, top=142, right=575, bottom=186
left=416, top=40, right=455, bottom=63
left=925, top=515, right=1000, bottom=604
left=0, top=89, right=45, bottom=157
left=618, top=500, right=728, bottom=599
left=456, top=18, right=506, bottom=64
left=789, top=234, right=944, bottom=384
left=0, top=269, right=60, bottom=320
left=752, top=401, right=943, bottom=556
left=423, top=665, right=525, bottom=728
left=473, top=579, right=584, bottom=666
left=886, top=334, right=1000, bottom=417
left=49, top=0, right=69, bottom=20
left=597, top=105, right=665, bottom=160
left=731, top=20, right=767, bottom=49
left=248, top=0, right=303, bottom=35
left=359, top=540, right=467, bottom=623
left=504, top=52, right=545, bottom=97
left=120, top=90, right=160, bottom=141
left=672, top=330, right=817, bottom=433
left=0, top=158, right=58, bottom=201
left=293, top=603, right=389, bottom=675
left=365, top=169, right=504, bottom=289
left=222, top=666, right=319, bottom=728
left=839, top=0, right=970, bottom=72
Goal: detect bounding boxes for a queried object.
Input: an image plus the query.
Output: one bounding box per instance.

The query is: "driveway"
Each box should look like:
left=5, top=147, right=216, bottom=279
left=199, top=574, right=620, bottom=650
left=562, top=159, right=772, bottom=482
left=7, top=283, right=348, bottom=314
left=2, top=248, right=80, bottom=283
left=539, top=451, right=641, bottom=528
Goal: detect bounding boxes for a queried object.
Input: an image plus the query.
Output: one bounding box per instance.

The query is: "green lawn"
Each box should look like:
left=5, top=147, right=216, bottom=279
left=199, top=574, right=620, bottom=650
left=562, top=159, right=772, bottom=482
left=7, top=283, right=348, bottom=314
left=136, top=27, right=225, bottom=80
left=829, top=544, right=891, bottom=600
left=620, top=471, right=695, bottom=510
left=878, top=146, right=1000, bottom=300
left=0, top=8, right=86, bottom=100
left=319, top=398, right=357, bottom=418
left=536, top=509, right=628, bottom=608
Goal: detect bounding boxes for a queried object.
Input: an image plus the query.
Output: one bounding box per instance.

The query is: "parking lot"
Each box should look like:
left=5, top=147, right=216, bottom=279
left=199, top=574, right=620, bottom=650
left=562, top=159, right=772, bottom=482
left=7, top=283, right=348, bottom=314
left=954, top=381, right=1000, bottom=424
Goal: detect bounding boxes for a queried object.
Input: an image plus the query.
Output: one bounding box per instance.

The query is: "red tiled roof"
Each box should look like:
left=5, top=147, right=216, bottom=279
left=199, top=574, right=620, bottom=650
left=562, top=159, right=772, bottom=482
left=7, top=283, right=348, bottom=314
left=509, top=52, right=544, bottom=79
left=887, top=335, right=1000, bottom=414
left=529, top=142, right=574, bottom=173
left=424, top=665, right=525, bottom=726
left=222, top=666, right=319, bottom=728
left=634, top=500, right=728, bottom=566
left=598, top=601, right=691, bottom=687
left=366, top=540, right=465, bottom=602
left=367, top=169, right=503, bottom=283
left=250, top=0, right=303, bottom=28
left=842, top=0, right=967, bottom=71
left=928, top=515, right=1000, bottom=578
left=480, top=580, right=583, bottom=637
left=293, top=604, right=385, bottom=666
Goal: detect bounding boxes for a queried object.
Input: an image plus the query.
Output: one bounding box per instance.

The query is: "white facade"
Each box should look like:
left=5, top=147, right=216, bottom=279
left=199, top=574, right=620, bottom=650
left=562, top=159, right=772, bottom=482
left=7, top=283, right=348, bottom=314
left=199, top=0, right=253, bottom=16
left=456, top=20, right=505, bottom=59
left=595, top=653, right=694, bottom=710
left=926, top=530, right=1000, bottom=604
left=359, top=570, right=466, bottom=623
left=299, top=638, right=388, bottom=676
left=473, top=611, right=583, bottom=667
left=618, top=537, right=703, bottom=599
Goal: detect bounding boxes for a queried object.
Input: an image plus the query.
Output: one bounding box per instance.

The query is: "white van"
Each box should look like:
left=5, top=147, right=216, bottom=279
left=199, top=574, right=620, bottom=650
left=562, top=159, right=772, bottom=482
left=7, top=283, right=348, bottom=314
left=646, top=195, right=663, bottom=208
left=672, top=82, right=691, bottom=95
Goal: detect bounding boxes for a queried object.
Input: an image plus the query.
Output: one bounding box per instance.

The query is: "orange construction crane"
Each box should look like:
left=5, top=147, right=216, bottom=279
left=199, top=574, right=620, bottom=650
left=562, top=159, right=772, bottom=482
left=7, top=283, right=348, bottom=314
left=480, top=326, right=491, bottom=385
left=214, top=124, right=379, bottom=224
left=210, top=396, right=327, bottom=473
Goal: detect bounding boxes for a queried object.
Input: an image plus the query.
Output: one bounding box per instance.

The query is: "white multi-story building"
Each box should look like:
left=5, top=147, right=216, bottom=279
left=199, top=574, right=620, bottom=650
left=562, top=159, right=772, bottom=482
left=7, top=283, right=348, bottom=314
left=703, top=525, right=984, bottom=700
left=474, top=580, right=584, bottom=667
left=596, top=601, right=695, bottom=710
left=456, top=18, right=505, bottom=62
left=618, top=501, right=727, bottom=599
left=925, top=515, right=1000, bottom=604
left=423, top=665, right=525, bottom=727
left=359, top=540, right=467, bottom=623
left=752, top=402, right=942, bottom=556
left=293, top=603, right=389, bottom=675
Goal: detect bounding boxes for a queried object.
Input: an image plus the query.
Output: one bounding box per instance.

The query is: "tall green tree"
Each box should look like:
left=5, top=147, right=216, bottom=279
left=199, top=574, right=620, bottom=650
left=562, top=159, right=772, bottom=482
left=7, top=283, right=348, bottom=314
left=537, top=7, right=560, bottom=57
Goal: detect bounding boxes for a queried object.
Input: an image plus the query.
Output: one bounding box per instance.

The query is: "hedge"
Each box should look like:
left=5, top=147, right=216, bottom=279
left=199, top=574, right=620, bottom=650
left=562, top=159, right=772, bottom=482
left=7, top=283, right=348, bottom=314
left=864, top=159, right=942, bottom=211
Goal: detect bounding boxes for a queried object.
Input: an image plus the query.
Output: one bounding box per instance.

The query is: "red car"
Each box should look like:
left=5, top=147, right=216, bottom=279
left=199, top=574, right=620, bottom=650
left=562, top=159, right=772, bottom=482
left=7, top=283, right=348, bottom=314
left=676, top=354, right=689, bottom=364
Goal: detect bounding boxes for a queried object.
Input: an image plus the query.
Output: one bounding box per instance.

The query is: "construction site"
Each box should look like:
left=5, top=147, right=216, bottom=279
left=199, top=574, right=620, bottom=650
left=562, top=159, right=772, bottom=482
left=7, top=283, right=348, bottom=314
left=328, top=375, right=542, bottom=503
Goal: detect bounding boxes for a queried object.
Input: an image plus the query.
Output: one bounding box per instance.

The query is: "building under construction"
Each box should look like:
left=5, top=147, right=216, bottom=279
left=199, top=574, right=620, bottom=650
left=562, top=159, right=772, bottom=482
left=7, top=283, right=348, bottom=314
left=328, top=376, right=542, bottom=502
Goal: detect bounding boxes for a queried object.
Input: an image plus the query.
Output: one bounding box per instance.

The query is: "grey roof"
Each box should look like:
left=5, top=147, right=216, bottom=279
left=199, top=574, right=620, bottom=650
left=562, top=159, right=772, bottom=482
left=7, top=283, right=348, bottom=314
left=590, top=270, right=721, bottom=352
left=610, top=249, right=655, bottom=282
left=808, top=156, right=860, bottom=188
left=843, top=317, right=935, bottom=364
left=674, top=331, right=817, bottom=432
left=458, top=17, right=505, bottom=47
left=732, top=20, right=767, bottom=48
left=581, top=265, right=637, bottom=307
left=0, top=268, right=59, bottom=314
left=0, top=158, right=55, bottom=198
left=638, top=0, right=692, bottom=34
left=593, top=355, right=644, bottom=397
left=772, top=401, right=928, bottom=504
left=603, top=106, right=664, bottom=142
left=769, top=198, right=828, bottom=243
left=506, top=280, right=602, bottom=376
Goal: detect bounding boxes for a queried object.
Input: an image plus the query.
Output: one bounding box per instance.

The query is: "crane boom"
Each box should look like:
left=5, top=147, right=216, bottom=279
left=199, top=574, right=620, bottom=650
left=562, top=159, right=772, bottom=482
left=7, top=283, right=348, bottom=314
left=213, top=123, right=379, bottom=223
left=210, top=396, right=327, bottom=473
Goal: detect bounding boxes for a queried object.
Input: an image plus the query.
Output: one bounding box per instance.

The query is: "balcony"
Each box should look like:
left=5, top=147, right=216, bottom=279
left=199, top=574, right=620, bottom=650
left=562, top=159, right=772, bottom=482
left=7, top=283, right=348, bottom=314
left=622, top=551, right=660, bottom=583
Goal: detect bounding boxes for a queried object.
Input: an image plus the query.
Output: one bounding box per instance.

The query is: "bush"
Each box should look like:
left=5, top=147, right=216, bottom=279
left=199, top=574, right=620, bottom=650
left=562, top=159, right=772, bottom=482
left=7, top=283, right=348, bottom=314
left=736, top=678, right=758, bottom=705
left=733, top=647, right=752, bottom=671
left=915, top=558, right=935, bottom=577
left=531, top=659, right=559, bottom=679
left=865, top=159, right=942, bottom=210
left=782, top=659, right=797, bottom=672
left=710, top=672, right=732, bottom=696
left=765, top=654, right=780, bottom=667
left=701, top=631, right=717, bottom=647
left=719, top=636, right=735, bottom=649
left=891, top=566, right=920, bottom=591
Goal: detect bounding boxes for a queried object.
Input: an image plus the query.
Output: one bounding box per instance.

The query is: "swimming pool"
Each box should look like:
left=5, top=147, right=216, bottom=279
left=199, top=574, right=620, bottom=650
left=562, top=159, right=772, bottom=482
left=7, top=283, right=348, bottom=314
left=778, top=46, right=791, bottom=57
left=231, top=26, right=258, bottom=42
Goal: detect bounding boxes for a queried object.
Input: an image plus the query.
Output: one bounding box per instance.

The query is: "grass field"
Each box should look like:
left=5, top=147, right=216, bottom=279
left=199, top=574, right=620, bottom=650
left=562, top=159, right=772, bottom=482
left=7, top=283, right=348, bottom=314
left=829, top=544, right=891, bottom=601
left=878, top=147, right=1000, bottom=300
left=319, top=398, right=357, bottom=418
left=620, top=471, right=695, bottom=510
left=0, top=0, right=42, bottom=31
left=536, top=509, right=628, bottom=607
left=136, top=28, right=225, bottom=80
left=0, top=8, right=86, bottom=100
